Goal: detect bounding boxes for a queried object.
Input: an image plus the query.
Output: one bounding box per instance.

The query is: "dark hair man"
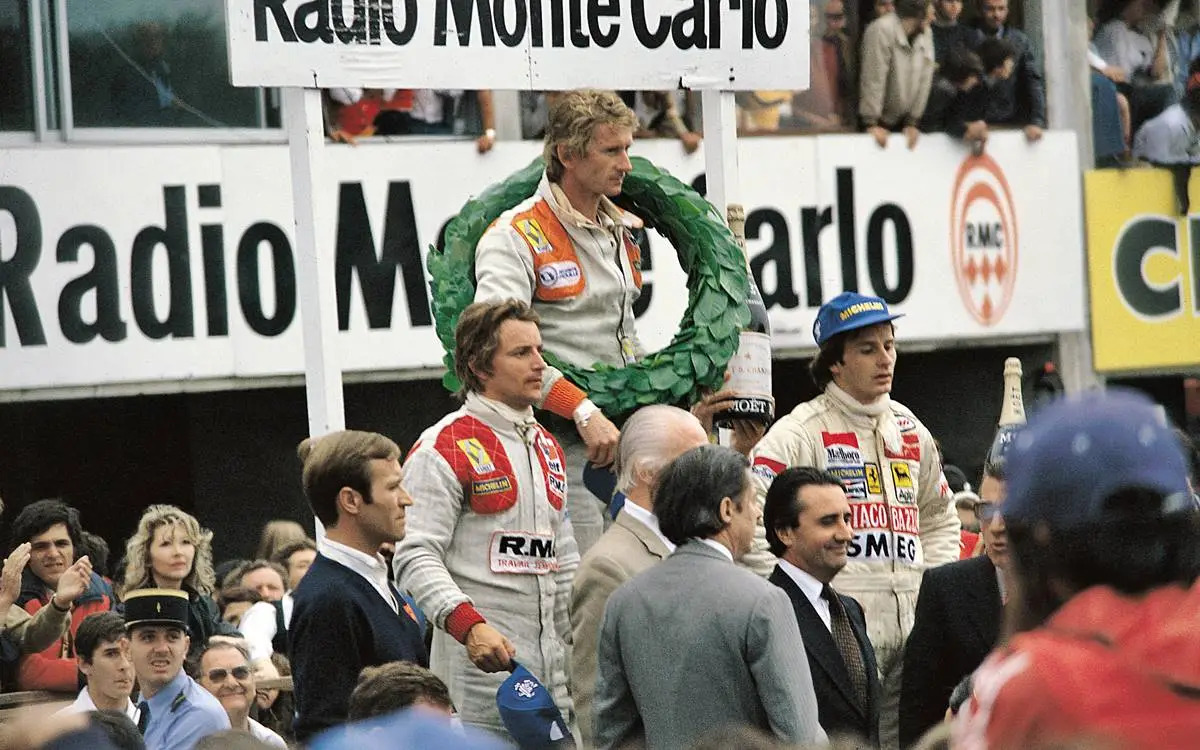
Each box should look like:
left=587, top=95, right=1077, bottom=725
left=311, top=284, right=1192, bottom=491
left=289, top=430, right=427, bottom=741
left=595, top=445, right=825, bottom=749
left=125, top=588, right=230, bottom=750
left=570, top=405, right=709, bottom=746
left=900, top=457, right=1008, bottom=745
left=973, top=0, right=1046, bottom=141
left=956, top=390, right=1200, bottom=746
left=747, top=291, right=960, bottom=748
left=196, top=641, right=286, bottom=748
left=394, top=299, right=578, bottom=736
left=764, top=467, right=882, bottom=744
left=270, top=538, right=317, bottom=591
left=472, top=88, right=640, bottom=557
left=348, top=661, right=454, bottom=721
left=55, top=611, right=137, bottom=722
left=10, top=498, right=113, bottom=691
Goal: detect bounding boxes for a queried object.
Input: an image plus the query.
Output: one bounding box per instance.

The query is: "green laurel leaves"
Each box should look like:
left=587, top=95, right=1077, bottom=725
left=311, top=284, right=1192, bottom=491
left=427, top=156, right=749, bottom=419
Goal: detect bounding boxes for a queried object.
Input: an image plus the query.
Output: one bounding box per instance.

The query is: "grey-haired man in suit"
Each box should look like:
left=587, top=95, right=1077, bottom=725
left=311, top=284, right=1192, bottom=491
left=594, top=445, right=826, bottom=750
left=570, top=405, right=709, bottom=746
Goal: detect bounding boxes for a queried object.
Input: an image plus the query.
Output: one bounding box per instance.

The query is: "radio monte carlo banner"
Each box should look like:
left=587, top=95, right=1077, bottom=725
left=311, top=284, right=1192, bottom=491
left=225, top=0, right=809, bottom=89
left=0, top=133, right=1084, bottom=396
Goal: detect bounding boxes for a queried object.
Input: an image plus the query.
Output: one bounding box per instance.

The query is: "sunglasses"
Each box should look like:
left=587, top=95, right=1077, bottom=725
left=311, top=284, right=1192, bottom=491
left=975, top=502, right=1000, bottom=523
left=206, top=666, right=251, bottom=682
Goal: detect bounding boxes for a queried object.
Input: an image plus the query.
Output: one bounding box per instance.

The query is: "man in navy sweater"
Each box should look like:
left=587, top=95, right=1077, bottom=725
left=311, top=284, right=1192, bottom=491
left=289, top=430, right=429, bottom=741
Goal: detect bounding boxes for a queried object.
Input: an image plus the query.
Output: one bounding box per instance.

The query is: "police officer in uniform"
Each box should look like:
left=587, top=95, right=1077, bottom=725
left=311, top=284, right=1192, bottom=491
left=125, top=588, right=229, bottom=750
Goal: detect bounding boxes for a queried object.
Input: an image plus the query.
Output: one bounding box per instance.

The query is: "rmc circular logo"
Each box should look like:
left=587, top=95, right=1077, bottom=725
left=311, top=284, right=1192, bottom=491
left=950, top=154, right=1019, bottom=326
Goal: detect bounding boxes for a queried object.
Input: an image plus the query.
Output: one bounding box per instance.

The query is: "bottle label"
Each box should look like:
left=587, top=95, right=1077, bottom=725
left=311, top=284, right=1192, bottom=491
left=716, top=331, right=774, bottom=423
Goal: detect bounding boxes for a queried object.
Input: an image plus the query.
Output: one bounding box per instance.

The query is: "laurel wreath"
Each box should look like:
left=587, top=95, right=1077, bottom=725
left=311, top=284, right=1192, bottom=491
left=427, top=156, right=750, bottom=419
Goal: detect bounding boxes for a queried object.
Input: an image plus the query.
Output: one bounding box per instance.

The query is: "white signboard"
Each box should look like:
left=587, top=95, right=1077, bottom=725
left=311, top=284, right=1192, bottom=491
left=0, top=132, right=1083, bottom=396
left=225, top=0, right=809, bottom=90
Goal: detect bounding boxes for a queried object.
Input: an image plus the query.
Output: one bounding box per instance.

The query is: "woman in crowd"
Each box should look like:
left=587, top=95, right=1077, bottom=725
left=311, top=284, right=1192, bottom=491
left=121, top=504, right=239, bottom=658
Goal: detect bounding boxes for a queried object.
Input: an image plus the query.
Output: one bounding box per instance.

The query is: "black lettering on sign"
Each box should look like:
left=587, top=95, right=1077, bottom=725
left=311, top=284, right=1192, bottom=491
left=494, top=0, right=528, bottom=46
left=528, top=537, right=555, bottom=557
left=294, top=0, right=334, bottom=44
left=56, top=226, right=127, bottom=344
left=0, top=186, right=47, bottom=347
left=498, top=535, right=525, bottom=554
left=331, top=0, right=366, bottom=43
left=254, top=0, right=299, bottom=42
left=131, top=186, right=194, bottom=340
left=382, top=0, right=418, bottom=45
left=590, top=0, right=620, bottom=46
left=237, top=222, right=296, bottom=337
left=966, top=222, right=1003, bottom=248
left=672, top=0, right=708, bottom=50
left=748, top=208, right=800, bottom=309
left=866, top=204, right=914, bottom=304
left=199, top=185, right=229, bottom=337
left=864, top=532, right=889, bottom=558
left=1115, top=217, right=1179, bottom=318
left=800, top=205, right=833, bottom=307
left=335, top=181, right=432, bottom=331
left=435, top=0, right=497, bottom=46
left=836, top=168, right=858, bottom=294
left=631, top=0, right=670, bottom=47
left=753, top=0, right=787, bottom=49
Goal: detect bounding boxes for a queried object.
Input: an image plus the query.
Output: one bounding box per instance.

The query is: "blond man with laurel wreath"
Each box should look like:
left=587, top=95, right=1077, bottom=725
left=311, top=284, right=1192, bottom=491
left=472, top=89, right=642, bottom=557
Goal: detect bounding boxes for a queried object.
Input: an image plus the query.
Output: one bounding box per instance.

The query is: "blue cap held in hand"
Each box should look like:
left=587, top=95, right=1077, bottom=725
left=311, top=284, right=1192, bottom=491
left=813, top=291, right=904, bottom=346
left=497, top=662, right=574, bottom=749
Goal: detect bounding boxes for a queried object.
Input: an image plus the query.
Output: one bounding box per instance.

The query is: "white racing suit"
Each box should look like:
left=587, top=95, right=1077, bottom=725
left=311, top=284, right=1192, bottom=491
left=745, top=383, right=959, bottom=749
left=474, top=175, right=645, bottom=556
left=394, top=393, right=580, bottom=735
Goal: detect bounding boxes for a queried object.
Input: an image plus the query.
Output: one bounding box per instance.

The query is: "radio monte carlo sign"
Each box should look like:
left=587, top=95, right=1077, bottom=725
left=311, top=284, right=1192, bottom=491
left=226, top=0, right=810, bottom=89
left=0, top=134, right=1084, bottom=397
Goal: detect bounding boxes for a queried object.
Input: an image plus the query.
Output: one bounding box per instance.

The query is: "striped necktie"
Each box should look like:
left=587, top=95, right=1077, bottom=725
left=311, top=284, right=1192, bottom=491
left=822, top=584, right=869, bottom=709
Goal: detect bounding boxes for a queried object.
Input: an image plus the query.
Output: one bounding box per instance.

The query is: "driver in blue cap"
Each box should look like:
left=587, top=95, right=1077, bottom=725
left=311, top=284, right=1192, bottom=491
left=745, top=291, right=960, bottom=748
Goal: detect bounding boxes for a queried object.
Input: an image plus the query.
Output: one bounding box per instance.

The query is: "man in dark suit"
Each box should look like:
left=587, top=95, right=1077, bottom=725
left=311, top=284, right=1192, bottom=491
left=595, top=445, right=825, bottom=750
left=898, top=461, right=1008, bottom=747
left=764, top=466, right=881, bottom=746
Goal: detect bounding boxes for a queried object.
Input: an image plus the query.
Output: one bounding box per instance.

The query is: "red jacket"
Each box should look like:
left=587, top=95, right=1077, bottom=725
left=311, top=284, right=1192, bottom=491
left=955, top=580, right=1200, bottom=749
left=17, top=572, right=115, bottom=691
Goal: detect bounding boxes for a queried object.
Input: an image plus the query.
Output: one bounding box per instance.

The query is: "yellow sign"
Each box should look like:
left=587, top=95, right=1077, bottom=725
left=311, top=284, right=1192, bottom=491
left=1084, top=169, right=1200, bottom=371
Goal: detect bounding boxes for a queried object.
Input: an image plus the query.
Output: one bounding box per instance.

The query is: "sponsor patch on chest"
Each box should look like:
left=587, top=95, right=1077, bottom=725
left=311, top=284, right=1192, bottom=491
left=489, top=531, right=558, bottom=574
left=537, top=261, right=583, bottom=289
left=822, top=432, right=867, bottom=498
left=516, top=218, right=553, bottom=254
left=457, top=438, right=496, bottom=474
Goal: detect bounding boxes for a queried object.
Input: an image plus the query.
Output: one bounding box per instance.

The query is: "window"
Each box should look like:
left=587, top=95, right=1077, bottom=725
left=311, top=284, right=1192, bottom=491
left=65, top=0, right=269, bottom=129
left=0, top=0, right=34, bottom=131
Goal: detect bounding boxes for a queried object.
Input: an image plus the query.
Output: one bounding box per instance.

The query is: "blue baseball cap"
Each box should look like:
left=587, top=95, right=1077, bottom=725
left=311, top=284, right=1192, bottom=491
left=496, top=663, right=573, bottom=749
left=1004, top=389, right=1192, bottom=530
left=813, top=292, right=904, bottom=346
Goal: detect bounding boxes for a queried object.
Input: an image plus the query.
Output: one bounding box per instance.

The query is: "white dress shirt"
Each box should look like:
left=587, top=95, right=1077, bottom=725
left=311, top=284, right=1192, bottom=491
left=621, top=502, right=676, bottom=553
left=239, top=593, right=294, bottom=662
left=776, top=558, right=833, bottom=632
left=56, top=687, right=139, bottom=723
left=320, top=537, right=399, bottom=614
left=249, top=717, right=288, bottom=748
left=696, top=537, right=733, bottom=562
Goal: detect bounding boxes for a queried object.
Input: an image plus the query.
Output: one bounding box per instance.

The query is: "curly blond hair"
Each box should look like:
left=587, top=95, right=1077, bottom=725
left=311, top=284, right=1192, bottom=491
left=543, top=89, right=637, bottom=183
left=121, top=505, right=216, bottom=598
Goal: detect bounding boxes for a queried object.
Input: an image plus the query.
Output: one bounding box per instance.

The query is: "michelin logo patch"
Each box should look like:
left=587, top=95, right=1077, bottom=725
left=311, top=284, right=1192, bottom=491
left=472, top=477, right=512, bottom=496
left=538, top=261, right=582, bottom=289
